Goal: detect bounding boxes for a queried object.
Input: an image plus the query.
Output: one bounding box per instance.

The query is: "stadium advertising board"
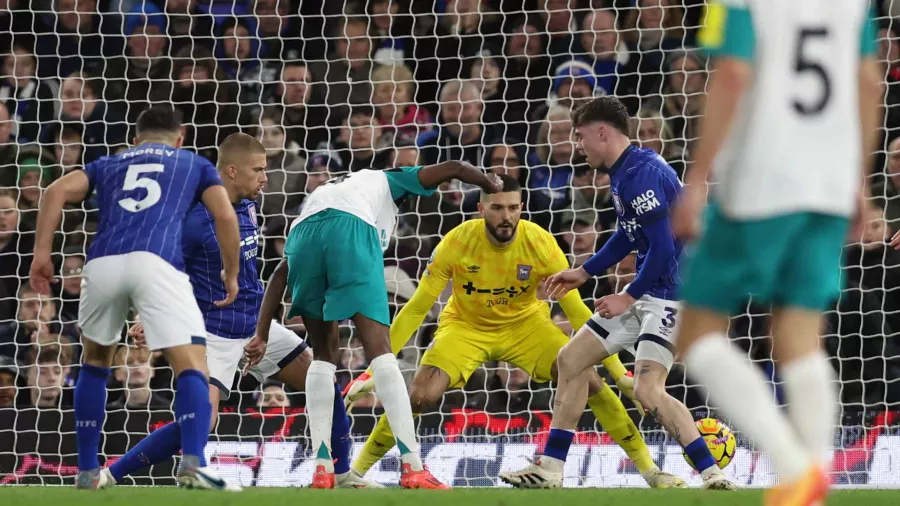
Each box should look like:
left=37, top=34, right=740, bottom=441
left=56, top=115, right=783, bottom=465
left=1, top=408, right=898, bottom=488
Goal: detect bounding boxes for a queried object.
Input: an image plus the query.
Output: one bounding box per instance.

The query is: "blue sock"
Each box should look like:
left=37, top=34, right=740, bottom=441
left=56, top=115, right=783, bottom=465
left=543, top=428, right=574, bottom=462
left=109, top=422, right=182, bottom=481
left=175, top=369, right=212, bottom=467
left=75, top=364, right=110, bottom=471
left=684, top=437, right=718, bottom=473
left=331, top=383, right=352, bottom=475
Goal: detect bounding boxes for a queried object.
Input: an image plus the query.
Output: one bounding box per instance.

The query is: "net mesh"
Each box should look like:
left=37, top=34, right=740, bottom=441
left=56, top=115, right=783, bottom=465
left=0, top=0, right=898, bottom=488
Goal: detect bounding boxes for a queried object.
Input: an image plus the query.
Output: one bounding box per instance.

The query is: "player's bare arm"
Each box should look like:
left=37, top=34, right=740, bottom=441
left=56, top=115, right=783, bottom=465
left=416, top=160, right=503, bottom=193
left=201, top=185, right=241, bottom=306
left=30, top=170, right=92, bottom=295
left=672, top=57, right=751, bottom=242
left=248, top=258, right=289, bottom=369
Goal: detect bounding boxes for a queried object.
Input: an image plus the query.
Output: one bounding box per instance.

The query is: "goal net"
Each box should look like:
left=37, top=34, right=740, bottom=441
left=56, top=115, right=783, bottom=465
left=0, top=0, right=898, bottom=489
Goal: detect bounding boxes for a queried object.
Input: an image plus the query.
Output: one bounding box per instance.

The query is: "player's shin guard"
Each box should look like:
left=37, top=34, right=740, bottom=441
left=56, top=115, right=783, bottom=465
left=684, top=335, right=811, bottom=482
left=370, top=353, right=422, bottom=471
left=781, top=350, right=837, bottom=465
left=75, top=364, right=111, bottom=471
left=109, top=421, right=181, bottom=481
left=307, top=361, right=337, bottom=471
left=175, top=369, right=212, bottom=467
left=586, top=384, right=655, bottom=474
left=352, top=414, right=397, bottom=475
left=332, top=383, right=352, bottom=475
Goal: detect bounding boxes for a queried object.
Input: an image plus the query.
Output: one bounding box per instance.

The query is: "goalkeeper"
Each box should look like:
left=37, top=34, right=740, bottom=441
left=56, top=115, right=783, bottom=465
left=345, top=175, right=684, bottom=488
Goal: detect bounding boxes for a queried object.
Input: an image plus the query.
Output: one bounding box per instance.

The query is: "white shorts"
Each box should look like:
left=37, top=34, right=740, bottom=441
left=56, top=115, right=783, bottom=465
left=585, top=294, right=679, bottom=370
left=79, top=252, right=206, bottom=351
left=206, top=321, right=308, bottom=398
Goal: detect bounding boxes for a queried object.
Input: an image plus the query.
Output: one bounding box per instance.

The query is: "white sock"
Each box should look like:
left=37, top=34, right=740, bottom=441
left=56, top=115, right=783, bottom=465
left=781, top=350, right=837, bottom=465
left=370, top=353, right=423, bottom=471
left=306, top=360, right=337, bottom=472
left=684, top=334, right=811, bottom=482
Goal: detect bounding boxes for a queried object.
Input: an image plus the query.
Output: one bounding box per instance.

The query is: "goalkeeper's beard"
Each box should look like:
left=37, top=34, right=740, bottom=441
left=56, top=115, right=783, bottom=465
left=486, top=220, right=518, bottom=244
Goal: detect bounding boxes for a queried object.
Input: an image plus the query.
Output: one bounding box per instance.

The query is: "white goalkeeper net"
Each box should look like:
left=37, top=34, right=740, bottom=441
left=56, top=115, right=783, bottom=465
left=0, top=0, right=898, bottom=489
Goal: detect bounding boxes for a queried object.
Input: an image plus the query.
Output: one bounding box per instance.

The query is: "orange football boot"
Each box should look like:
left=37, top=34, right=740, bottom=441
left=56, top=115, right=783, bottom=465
left=310, top=465, right=336, bottom=489
left=764, top=466, right=829, bottom=506
left=399, top=464, right=450, bottom=489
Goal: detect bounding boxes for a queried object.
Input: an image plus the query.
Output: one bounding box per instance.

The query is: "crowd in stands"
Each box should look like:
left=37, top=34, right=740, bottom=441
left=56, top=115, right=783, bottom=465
left=0, top=0, right=899, bottom=421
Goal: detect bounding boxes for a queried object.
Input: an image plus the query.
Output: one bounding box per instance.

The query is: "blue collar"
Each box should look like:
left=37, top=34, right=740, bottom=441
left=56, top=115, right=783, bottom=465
left=607, top=144, right=636, bottom=177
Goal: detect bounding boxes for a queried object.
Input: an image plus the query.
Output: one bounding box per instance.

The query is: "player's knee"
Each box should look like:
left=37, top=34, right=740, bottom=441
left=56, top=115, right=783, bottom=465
left=408, top=385, right=440, bottom=414
left=555, top=346, right=583, bottom=379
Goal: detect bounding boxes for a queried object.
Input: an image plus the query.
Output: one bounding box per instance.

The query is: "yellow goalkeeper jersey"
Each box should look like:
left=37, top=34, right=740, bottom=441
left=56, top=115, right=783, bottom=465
left=386, top=218, right=628, bottom=381
left=415, top=218, right=591, bottom=329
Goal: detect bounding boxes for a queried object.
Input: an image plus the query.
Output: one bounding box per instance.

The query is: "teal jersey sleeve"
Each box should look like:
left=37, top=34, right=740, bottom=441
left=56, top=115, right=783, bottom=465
left=384, top=166, right=437, bottom=200
left=698, top=1, right=756, bottom=61
left=860, top=5, right=878, bottom=57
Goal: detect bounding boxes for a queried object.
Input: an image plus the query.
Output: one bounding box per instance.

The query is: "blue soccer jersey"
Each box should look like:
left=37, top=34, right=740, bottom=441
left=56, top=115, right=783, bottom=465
left=608, top=145, right=683, bottom=300
left=183, top=199, right=263, bottom=339
left=82, top=143, right=222, bottom=271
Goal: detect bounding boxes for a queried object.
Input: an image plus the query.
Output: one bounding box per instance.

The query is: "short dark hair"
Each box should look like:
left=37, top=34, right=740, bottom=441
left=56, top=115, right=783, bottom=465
left=136, top=106, right=184, bottom=137
left=571, top=96, right=630, bottom=135
left=481, top=173, right=521, bottom=200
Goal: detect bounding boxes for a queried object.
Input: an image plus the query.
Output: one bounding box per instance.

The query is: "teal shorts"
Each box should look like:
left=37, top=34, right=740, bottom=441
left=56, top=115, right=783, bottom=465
left=284, top=209, right=389, bottom=325
left=681, top=205, right=849, bottom=314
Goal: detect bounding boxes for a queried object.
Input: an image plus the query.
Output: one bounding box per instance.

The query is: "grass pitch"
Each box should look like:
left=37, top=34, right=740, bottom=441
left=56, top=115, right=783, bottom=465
left=1, top=487, right=900, bottom=506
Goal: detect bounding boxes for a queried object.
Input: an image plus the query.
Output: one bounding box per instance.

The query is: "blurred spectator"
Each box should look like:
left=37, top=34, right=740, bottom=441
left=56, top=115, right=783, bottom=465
left=51, top=122, right=85, bottom=174
left=501, top=20, right=552, bottom=142
left=308, top=16, right=374, bottom=122
left=488, top=141, right=522, bottom=184
left=631, top=107, right=685, bottom=178
left=469, top=49, right=506, bottom=133
left=251, top=0, right=303, bottom=61
left=529, top=105, right=579, bottom=228
left=169, top=47, right=239, bottom=164
left=565, top=166, right=616, bottom=234
left=0, top=283, right=52, bottom=361
left=335, top=105, right=386, bottom=172
left=303, top=147, right=344, bottom=199
left=15, top=155, right=48, bottom=230
left=0, top=192, right=31, bottom=321
left=538, top=0, right=583, bottom=70
left=164, top=0, right=215, bottom=53
left=254, top=108, right=305, bottom=219
left=109, top=345, right=170, bottom=410
left=487, top=363, right=551, bottom=414
left=579, top=10, right=634, bottom=98
left=662, top=50, right=708, bottom=155
left=873, top=137, right=900, bottom=227
left=33, top=0, right=124, bottom=78
left=1, top=43, right=59, bottom=143
left=50, top=72, right=127, bottom=164
left=0, top=102, right=17, bottom=173
left=256, top=380, right=290, bottom=408
left=104, top=4, right=172, bottom=126
left=419, top=80, right=497, bottom=169
left=25, top=334, right=73, bottom=408
left=622, top=0, right=685, bottom=101
left=368, top=0, right=410, bottom=65
left=215, top=17, right=264, bottom=106
left=538, top=60, right=601, bottom=124
left=372, top=64, right=433, bottom=145
left=269, top=63, right=328, bottom=157
left=844, top=205, right=900, bottom=328
left=559, top=211, right=602, bottom=268
left=0, top=355, right=17, bottom=408
left=58, top=250, right=83, bottom=323
left=386, top=141, right=420, bottom=168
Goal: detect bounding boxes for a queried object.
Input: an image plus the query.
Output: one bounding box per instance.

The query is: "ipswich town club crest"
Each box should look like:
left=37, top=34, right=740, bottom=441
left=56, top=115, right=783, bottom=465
left=248, top=204, right=258, bottom=227
left=517, top=264, right=532, bottom=281
left=612, top=193, right=624, bottom=215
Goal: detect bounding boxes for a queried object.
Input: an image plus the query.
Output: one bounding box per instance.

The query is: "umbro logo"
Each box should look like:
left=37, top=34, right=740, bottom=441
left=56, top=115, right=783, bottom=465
left=467, top=265, right=480, bottom=274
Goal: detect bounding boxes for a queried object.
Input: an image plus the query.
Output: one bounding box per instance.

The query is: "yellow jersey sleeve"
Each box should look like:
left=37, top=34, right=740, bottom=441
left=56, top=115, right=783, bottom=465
left=388, top=283, right=439, bottom=355
left=419, top=231, right=454, bottom=297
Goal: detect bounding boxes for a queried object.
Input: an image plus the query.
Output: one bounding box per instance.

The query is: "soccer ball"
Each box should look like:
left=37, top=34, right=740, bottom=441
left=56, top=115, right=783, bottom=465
left=683, top=418, right=737, bottom=470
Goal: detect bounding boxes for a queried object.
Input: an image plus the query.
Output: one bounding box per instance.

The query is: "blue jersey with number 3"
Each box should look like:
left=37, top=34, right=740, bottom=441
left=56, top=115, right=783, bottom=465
left=82, top=143, right=223, bottom=271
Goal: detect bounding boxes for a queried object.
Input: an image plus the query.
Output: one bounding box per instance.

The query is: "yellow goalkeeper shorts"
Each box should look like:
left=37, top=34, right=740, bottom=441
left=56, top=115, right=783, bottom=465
left=420, top=315, right=570, bottom=388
